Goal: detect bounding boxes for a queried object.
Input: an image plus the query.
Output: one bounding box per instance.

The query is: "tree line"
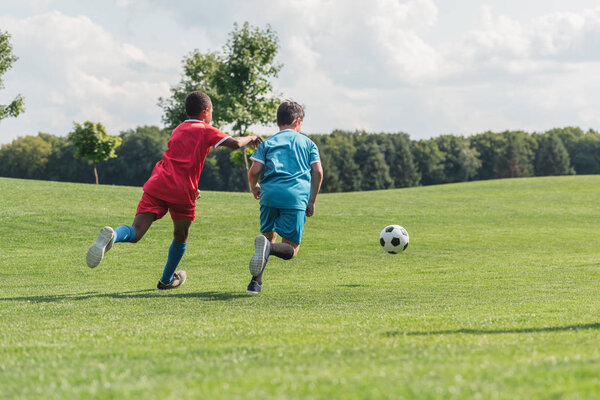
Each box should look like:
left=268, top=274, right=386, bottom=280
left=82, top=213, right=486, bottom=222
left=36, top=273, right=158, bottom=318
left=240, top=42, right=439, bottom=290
left=1, top=125, right=598, bottom=192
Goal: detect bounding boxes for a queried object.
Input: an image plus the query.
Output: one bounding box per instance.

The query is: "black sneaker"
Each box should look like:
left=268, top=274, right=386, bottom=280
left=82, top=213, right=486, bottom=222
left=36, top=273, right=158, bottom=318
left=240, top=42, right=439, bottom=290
left=249, top=235, right=270, bottom=277
left=246, top=279, right=262, bottom=294
left=156, top=271, right=187, bottom=290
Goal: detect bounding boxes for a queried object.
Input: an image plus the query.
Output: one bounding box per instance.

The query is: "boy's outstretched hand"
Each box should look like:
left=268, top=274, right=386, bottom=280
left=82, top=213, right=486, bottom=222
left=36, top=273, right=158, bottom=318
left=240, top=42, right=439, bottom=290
left=222, top=135, right=262, bottom=150
left=250, top=136, right=263, bottom=148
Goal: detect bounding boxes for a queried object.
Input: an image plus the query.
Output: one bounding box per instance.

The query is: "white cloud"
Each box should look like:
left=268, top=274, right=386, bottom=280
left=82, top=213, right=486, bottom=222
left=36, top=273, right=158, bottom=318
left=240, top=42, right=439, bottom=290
left=272, top=34, right=374, bottom=134
left=0, top=11, right=173, bottom=141
left=452, top=6, right=600, bottom=77
left=273, top=1, right=600, bottom=135
left=275, top=0, right=442, bottom=86
left=366, top=0, right=442, bottom=82
left=2, top=0, right=51, bottom=9
left=531, top=8, right=600, bottom=60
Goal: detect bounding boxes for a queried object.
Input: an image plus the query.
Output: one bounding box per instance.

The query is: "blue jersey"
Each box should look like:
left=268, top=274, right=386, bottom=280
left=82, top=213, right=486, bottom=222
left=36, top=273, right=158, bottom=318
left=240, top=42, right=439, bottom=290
left=250, top=130, right=321, bottom=210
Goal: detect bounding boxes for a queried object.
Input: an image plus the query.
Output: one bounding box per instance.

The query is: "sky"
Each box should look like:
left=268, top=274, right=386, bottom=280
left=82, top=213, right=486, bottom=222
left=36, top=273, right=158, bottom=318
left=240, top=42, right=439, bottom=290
left=1, top=0, right=600, bottom=144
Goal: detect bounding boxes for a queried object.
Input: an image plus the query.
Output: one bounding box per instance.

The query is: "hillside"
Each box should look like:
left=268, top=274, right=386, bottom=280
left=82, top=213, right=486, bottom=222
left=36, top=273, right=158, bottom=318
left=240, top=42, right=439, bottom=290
left=1, top=176, right=600, bottom=399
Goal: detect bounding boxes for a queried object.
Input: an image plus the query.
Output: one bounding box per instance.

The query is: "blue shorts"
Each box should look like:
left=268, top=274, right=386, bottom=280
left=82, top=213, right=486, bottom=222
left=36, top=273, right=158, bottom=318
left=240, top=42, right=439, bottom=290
left=260, top=205, right=306, bottom=244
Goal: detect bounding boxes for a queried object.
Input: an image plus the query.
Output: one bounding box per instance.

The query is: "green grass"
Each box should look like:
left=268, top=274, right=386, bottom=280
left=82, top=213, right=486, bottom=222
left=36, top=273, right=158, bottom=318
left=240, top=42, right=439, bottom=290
left=1, top=175, right=600, bottom=399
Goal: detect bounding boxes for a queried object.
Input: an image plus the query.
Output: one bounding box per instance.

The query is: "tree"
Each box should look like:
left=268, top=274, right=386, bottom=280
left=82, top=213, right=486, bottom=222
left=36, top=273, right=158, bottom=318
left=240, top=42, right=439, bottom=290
left=69, top=122, right=121, bottom=184
left=457, top=139, right=482, bottom=181
left=0, top=135, right=52, bottom=179
left=160, top=22, right=281, bottom=189
left=411, top=139, right=445, bottom=185
left=493, top=131, right=536, bottom=178
left=214, top=146, right=247, bottom=191
left=380, top=133, right=420, bottom=188
left=569, top=131, right=600, bottom=174
left=543, top=127, right=600, bottom=174
left=535, top=134, right=574, bottom=176
left=215, top=23, right=281, bottom=135
left=100, top=126, right=169, bottom=186
left=0, top=31, right=24, bottom=122
left=45, top=138, right=93, bottom=183
left=159, top=52, right=221, bottom=128
left=317, top=150, right=342, bottom=193
left=316, top=130, right=362, bottom=192
left=544, top=126, right=584, bottom=157
left=435, top=135, right=481, bottom=183
left=356, top=141, right=393, bottom=191
left=197, top=153, right=221, bottom=190
left=470, top=131, right=502, bottom=180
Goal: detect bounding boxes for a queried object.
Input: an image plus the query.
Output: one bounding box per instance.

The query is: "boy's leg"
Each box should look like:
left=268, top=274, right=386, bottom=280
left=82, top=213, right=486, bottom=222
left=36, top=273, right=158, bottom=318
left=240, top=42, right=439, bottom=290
left=87, top=190, right=167, bottom=270
left=113, top=212, right=156, bottom=243
left=157, top=218, right=192, bottom=289
left=247, top=208, right=304, bottom=293
left=263, top=231, right=277, bottom=242
left=248, top=206, right=277, bottom=291
left=113, top=225, right=136, bottom=243
left=271, top=238, right=298, bottom=259
left=86, top=212, right=156, bottom=269
left=129, top=212, right=156, bottom=242
left=260, top=231, right=297, bottom=259
left=112, top=191, right=167, bottom=245
left=270, top=208, right=304, bottom=260
left=247, top=232, right=275, bottom=293
left=251, top=238, right=298, bottom=289
left=172, top=218, right=192, bottom=243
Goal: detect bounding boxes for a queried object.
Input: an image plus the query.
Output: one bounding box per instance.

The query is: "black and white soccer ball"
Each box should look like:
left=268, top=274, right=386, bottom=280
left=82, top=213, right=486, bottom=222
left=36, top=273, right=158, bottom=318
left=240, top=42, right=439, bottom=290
left=379, top=225, right=409, bottom=254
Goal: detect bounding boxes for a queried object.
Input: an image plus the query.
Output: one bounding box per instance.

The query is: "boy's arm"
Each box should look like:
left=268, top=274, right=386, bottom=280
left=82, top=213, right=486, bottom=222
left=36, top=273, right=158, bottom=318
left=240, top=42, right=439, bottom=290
left=248, top=161, right=264, bottom=200
left=220, top=135, right=262, bottom=149
left=306, top=161, right=323, bottom=217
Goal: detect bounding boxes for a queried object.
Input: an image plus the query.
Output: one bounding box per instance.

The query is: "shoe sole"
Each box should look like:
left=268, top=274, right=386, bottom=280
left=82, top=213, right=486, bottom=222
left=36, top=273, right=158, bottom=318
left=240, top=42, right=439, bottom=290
left=86, top=226, right=114, bottom=268
left=249, top=235, right=269, bottom=277
left=246, top=289, right=261, bottom=294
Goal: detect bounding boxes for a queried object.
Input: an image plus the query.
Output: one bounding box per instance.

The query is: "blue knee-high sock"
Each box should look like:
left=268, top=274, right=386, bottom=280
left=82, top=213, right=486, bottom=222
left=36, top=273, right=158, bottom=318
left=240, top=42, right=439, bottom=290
left=160, top=240, right=187, bottom=284
left=114, top=225, right=136, bottom=243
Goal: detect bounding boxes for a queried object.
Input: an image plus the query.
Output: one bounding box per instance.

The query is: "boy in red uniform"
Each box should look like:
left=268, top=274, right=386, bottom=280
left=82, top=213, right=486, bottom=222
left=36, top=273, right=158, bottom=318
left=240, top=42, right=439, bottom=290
left=86, top=91, right=261, bottom=289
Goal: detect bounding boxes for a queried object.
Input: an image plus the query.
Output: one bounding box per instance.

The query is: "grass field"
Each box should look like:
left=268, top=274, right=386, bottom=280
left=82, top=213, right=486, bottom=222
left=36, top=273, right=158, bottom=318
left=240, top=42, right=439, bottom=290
left=1, top=175, right=600, bottom=399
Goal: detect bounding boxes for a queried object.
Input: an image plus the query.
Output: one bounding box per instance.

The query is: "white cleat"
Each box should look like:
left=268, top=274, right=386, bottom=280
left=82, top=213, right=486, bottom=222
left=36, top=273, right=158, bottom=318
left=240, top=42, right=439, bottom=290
left=86, top=226, right=115, bottom=268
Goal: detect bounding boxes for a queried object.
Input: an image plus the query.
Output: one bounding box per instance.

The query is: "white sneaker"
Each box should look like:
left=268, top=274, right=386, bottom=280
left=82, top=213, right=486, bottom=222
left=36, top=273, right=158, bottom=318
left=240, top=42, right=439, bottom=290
left=86, top=226, right=115, bottom=268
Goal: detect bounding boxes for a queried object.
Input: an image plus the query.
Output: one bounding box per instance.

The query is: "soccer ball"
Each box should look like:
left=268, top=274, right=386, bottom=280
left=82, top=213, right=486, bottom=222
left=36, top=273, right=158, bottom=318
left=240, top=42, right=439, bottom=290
left=379, top=225, right=409, bottom=254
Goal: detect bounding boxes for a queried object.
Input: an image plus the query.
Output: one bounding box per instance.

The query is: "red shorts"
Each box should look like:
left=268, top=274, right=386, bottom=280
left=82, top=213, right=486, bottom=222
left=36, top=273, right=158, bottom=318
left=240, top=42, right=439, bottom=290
left=136, top=192, right=196, bottom=221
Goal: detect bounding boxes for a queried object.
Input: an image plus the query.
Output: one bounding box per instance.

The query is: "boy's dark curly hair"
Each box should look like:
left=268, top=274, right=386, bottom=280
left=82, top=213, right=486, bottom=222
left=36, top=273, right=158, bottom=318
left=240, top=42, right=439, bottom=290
left=185, top=91, right=212, bottom=117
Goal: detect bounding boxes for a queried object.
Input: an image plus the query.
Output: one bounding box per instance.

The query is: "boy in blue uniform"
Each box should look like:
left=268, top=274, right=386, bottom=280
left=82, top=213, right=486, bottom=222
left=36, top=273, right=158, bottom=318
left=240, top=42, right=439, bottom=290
left=246, top=100, right=323, bottom=293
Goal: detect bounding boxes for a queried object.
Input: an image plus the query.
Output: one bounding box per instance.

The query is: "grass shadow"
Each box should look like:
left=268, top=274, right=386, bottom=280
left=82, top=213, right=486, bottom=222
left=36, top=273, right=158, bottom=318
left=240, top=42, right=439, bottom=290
left=386, top=322, right=600, bottom=337
left=0, top=289, right=252, bottom=303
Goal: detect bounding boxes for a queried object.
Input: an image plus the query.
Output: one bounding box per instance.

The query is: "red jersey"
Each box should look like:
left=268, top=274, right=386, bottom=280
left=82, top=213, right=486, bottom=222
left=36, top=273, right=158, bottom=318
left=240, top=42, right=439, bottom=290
left=143, top=120, right=230, bottom=205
